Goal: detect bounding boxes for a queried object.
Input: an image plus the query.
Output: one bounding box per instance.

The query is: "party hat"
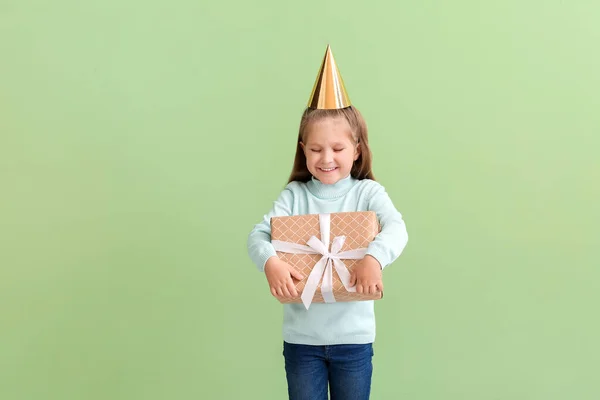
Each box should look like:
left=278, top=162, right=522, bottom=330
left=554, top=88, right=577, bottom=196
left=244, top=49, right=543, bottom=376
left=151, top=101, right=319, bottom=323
left=307, top=45, right=351, bottom=109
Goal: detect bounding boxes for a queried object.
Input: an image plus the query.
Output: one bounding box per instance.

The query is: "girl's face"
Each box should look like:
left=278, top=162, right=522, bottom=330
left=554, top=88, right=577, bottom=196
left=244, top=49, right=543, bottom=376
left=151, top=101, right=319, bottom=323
left=300, top=117, right=360, bottom=185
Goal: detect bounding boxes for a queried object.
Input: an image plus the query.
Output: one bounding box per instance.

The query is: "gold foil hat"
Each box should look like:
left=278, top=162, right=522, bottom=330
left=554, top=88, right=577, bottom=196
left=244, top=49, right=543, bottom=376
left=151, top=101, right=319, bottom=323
left=307, top=45, right=351, bottom=109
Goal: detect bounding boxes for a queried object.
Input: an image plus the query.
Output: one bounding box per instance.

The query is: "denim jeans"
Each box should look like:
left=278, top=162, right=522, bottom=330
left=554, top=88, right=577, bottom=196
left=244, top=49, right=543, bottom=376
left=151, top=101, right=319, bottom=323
left=283, top=341, right=374, bottom=400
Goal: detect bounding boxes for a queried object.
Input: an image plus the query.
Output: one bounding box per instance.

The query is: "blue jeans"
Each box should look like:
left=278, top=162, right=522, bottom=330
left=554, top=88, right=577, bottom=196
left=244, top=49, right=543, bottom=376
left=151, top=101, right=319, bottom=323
left=283, top=341, right=374, bottom=400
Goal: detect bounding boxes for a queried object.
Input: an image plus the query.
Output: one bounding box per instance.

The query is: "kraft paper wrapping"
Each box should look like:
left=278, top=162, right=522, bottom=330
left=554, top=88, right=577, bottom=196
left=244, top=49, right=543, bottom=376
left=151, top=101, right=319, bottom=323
left=270, top=211, right=382, bottom=308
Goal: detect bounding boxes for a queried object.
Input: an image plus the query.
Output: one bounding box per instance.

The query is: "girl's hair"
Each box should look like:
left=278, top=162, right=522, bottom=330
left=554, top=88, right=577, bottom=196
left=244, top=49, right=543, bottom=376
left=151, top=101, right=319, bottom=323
left=287, top=106, right=375, bottom=183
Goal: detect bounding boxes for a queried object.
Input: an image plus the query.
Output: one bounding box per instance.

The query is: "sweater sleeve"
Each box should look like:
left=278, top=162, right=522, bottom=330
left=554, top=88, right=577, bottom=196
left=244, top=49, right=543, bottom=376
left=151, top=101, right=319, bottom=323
left=365, top=182, right=409, bottom=269
left=246, top=185, right=295, bottom=272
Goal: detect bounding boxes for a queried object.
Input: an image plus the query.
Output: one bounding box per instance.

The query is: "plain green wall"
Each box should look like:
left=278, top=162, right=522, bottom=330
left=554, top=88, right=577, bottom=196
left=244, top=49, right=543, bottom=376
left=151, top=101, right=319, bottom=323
left=1, top=1, right=599, bottom=399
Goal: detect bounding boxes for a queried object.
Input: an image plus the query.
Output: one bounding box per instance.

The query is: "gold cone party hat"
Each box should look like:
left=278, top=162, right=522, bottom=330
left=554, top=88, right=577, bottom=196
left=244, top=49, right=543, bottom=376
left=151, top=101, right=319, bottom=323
left=307, top=45, right=351, bottom=109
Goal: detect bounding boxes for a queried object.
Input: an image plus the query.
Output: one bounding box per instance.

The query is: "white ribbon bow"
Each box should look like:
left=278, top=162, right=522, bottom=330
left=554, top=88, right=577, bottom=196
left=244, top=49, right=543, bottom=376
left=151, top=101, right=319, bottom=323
left=271, top=214, right=367, bottom=310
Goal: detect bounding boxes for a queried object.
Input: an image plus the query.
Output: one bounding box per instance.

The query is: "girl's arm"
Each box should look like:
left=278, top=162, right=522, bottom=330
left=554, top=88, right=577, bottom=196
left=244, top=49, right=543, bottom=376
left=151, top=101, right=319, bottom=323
left=365, top=182, right=409, bottom=269
left=247, top=186, right=295, bottom=272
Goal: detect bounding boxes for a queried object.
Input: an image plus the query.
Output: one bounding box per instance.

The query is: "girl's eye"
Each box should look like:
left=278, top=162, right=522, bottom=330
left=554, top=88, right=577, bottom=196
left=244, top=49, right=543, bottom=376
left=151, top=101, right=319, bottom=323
left=334, top=148, right=345, bottom=152
left=310, top=149, right=321, bottom=153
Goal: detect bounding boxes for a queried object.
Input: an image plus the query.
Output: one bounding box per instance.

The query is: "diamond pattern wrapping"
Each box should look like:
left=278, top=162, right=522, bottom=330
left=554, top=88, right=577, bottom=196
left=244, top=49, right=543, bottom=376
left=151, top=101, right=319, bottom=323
left=270, top=211, right=382, bottom=304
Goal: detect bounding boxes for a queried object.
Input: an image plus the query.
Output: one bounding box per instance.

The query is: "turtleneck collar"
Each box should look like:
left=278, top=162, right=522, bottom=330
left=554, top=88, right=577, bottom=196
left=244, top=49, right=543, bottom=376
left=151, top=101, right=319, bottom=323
left=306, top=174, right=357, bottom=199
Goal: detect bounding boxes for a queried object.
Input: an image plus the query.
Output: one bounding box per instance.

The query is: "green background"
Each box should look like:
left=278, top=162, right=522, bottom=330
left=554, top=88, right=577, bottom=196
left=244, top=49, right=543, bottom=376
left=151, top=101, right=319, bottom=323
left=1, top=1, right=599, bottom=399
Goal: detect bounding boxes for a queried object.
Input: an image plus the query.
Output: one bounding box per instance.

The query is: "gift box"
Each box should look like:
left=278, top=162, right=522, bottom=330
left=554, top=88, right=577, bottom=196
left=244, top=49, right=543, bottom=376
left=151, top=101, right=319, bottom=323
left=270, top=211, right=382, bottom=309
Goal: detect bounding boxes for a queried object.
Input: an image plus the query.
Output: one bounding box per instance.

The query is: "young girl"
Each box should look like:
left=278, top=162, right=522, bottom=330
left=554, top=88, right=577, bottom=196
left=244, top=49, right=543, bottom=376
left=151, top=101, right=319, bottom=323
left=247, top=46, right=408, bottom=400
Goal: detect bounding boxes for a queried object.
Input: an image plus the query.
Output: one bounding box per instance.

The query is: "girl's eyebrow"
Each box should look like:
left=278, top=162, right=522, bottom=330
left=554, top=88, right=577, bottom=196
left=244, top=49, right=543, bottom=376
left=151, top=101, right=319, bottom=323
left=307, top=142, right=346, bottom=147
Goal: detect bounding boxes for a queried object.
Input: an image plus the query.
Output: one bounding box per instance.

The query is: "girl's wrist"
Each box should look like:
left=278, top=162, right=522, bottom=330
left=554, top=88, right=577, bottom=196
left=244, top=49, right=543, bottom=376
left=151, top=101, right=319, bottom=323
left=364, top=254, right=382, bottom=270
left=264, top=256, right=280, bottom=272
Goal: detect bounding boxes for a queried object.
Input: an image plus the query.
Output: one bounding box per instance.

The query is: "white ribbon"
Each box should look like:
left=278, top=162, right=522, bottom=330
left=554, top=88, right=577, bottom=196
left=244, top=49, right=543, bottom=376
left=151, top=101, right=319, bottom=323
left=272, top=214, right=367, bottom=310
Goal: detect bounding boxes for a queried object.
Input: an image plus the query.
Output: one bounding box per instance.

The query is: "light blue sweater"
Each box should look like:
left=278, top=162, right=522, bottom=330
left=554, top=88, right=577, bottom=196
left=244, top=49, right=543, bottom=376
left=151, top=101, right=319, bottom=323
left=247, top=174, right=408, bottom=345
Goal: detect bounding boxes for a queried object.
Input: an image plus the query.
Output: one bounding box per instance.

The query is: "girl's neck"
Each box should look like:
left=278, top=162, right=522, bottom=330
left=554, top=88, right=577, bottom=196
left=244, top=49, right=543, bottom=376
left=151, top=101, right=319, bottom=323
left=306, top=174, right=357, bottom=199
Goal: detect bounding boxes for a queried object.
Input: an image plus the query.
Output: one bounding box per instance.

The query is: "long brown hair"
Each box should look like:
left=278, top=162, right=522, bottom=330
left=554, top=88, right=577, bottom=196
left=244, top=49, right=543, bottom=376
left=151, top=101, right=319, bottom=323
left=287, top=106, right=375, bottom=183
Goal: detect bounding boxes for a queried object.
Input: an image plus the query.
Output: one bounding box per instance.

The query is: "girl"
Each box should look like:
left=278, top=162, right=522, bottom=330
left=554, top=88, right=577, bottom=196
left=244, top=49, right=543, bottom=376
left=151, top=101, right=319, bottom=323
left=247, top=46, right=409, bottom=400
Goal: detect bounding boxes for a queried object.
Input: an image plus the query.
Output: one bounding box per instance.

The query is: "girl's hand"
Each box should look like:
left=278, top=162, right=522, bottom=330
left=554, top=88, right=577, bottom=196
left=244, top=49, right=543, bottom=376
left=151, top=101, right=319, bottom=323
left=264, top=257, right=305, bottom=298
left=350, top=255, right=383, bottom=294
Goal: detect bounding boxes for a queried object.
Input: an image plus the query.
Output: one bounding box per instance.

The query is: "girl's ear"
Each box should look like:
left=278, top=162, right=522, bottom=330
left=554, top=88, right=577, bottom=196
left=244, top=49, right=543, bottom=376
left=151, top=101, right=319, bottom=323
left=354, top=142, right=361, bottom=161
left=300, top=142, right=306, bottom=155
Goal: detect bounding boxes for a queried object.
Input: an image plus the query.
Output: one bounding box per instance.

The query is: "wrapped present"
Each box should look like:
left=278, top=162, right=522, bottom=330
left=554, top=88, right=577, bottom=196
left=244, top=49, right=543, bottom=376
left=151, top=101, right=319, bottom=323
left=270, top=211, right=382, bottom=309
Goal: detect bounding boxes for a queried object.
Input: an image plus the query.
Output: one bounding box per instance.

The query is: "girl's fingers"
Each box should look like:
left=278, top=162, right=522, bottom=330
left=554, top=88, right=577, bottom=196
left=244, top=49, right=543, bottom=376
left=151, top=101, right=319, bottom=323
left=272, top=275, right=382, bottom=297
left=356, top=283, right=363, bottom=294
left=290, top=268, right=304, bottom=281
left=286, top=280, right=298, bottom=297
